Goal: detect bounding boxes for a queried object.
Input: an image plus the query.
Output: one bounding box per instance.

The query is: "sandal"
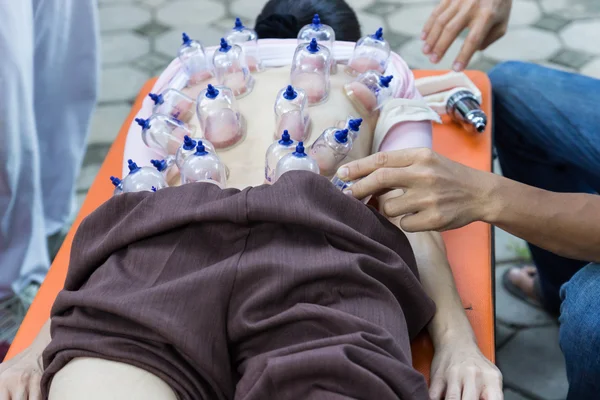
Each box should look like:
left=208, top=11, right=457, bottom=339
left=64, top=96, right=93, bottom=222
left=502, top=265, right=543, bottom=309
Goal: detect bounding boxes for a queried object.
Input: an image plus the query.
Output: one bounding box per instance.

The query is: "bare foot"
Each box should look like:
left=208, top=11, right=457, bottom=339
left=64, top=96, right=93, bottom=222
left=507, top=265, right=540, bottom=304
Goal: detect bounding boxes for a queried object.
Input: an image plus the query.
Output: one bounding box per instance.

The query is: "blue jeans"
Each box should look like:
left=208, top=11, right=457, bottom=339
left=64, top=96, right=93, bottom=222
left=559, top=263, right=600, bottom=399
left=489, top=62, right=600, bottom=399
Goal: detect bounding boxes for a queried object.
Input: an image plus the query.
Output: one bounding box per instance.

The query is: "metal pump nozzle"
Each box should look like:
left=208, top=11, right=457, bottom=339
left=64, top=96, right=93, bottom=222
left=446, top=90, right=487, bottom=134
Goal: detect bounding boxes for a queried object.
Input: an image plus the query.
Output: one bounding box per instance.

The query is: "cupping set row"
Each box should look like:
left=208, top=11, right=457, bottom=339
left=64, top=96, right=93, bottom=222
left=109, top=15, right=402, bottom=195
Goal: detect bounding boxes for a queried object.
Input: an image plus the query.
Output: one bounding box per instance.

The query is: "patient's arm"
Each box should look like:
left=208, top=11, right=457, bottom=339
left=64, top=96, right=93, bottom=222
left=379, top=190, right=502, bottom=400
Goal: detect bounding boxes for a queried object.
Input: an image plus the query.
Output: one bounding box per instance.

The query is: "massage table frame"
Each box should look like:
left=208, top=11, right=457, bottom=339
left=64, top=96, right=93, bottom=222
left=6, top=70, right=495, bottom=384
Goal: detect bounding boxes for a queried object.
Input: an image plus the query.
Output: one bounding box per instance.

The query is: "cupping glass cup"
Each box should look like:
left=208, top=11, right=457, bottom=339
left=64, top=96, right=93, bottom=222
left=290, top=38, right=332, bottom=106
left=308, top=128, right=353, bottom=177
left=212, top=38, right=255, bottom=99
left=226, top=17, right=262, bottom=72
left=265, top=130, right=296, bottom=183
left=297, top=14, right=336, bottom=73
left=148, top=89, right=196, bottom=123
left=274, top=85, right=310, bottom=142
left=196, top=84, right=245, bottom=150
left=178, top=32, right=212, bottom=86
left=346, top=28, right=391, bottom=77
left=273, top=141, right=320, bottom=182
left=179, top=141, right=227, bottom=188
left=136, top=114, right=193, bottom=156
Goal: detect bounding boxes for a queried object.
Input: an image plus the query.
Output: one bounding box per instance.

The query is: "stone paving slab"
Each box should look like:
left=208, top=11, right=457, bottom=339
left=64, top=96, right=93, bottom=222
left=102, top=31, right=150, bottom=66
left=99, top=65, right=150, bottom=103
left=504, top=388, right=533, bottom=400
left=496, top=227, right=531, bottom=264
left=98, top=3, right=152, bottom=32
left=88, top=103, right=132, bottom=145
left=496, top=323, right=517, bottom=349
left=498, top=326, right=568, bottom=400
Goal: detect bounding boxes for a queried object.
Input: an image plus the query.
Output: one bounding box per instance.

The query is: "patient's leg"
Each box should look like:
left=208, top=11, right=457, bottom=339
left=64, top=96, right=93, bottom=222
left=49, top=358, right=177, bottom=400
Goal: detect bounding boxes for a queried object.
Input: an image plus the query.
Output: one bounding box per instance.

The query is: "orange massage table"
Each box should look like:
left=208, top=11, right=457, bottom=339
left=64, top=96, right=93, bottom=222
left=6, top=70, right=494, bottom=383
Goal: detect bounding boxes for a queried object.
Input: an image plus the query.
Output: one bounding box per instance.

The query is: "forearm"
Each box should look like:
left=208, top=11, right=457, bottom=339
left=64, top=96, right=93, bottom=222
left=484, top=174, right=600, bottom=262
left=34, top=319, right=51, bottom=350
left=405, top=230, right=474, bottom=347
left=20, top=319, right=51, bottom=362
left=3, top=319, right=51, bottom=370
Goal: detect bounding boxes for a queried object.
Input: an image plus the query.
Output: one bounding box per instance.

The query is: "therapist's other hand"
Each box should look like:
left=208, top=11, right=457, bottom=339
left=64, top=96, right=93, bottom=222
left=337, top=148, right=495, bottom=232
left=430, top=334, right=503, bottom=400
left=422, top=0, right=512, bottom=71
left=0, top=344, right=43, bottom=399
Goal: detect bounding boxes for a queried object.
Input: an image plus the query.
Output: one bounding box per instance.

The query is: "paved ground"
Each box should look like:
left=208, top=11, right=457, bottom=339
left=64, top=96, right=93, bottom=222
left=73, top=0, right=600, bottom=398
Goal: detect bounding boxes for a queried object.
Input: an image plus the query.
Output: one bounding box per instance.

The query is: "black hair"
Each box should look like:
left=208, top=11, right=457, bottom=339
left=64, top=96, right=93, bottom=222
left=254, top=0, right=361, bottom=42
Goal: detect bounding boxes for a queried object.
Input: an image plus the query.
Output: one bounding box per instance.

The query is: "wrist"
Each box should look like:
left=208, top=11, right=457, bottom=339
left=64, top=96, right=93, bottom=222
left=475, top=171, right=505, bottom=224
left=433, top=324, right=477, bottom=350
left=429, top=306, right=476, bottom=349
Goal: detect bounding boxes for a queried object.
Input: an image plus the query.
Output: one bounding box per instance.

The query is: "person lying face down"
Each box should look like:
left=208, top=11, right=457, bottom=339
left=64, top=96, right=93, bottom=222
left=0, top=1, right=503, bottom=399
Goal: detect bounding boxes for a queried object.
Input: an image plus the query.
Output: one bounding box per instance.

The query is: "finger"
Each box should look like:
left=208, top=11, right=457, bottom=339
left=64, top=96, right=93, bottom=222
left=428, top=375, right=446, bottom=399
left=481, top=370, right=503, bottom=400
left=381, top=193, right=422, bottom=218
left=345, top=168, right=412, bottom=199
left=430, top=5, right=472, bottom=63
left=423, top=1, right=461, bottom=61
left=338, top=149, right=423, bottom=181
left=422, top=0, right=452, bottom=40
left=481, top=387, right=503, bottom=400
left=29, top=377, right=43, bottom=400
left=14, top=385, right=27, bottom=400
left=460, top=373, right=480, bottom=400
left=444, top=381, right=461, bottom=400
left=400, top=209, right=445, bottom=232
left=345, top=81, right=378, bottom=113
left=480, top=23, right=507, bottom=50
left=452, top=13, right=493, bottom=71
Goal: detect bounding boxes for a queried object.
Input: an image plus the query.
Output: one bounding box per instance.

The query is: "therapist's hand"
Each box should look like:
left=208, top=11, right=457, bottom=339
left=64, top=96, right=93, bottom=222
left=422, top=0, right=512, bottom=71
left=337, top=148, right=496, bottom=232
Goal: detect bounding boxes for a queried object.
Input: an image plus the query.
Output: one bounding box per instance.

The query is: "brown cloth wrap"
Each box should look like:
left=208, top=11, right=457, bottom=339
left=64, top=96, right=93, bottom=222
left=41, top=171, right=436, bottom=400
